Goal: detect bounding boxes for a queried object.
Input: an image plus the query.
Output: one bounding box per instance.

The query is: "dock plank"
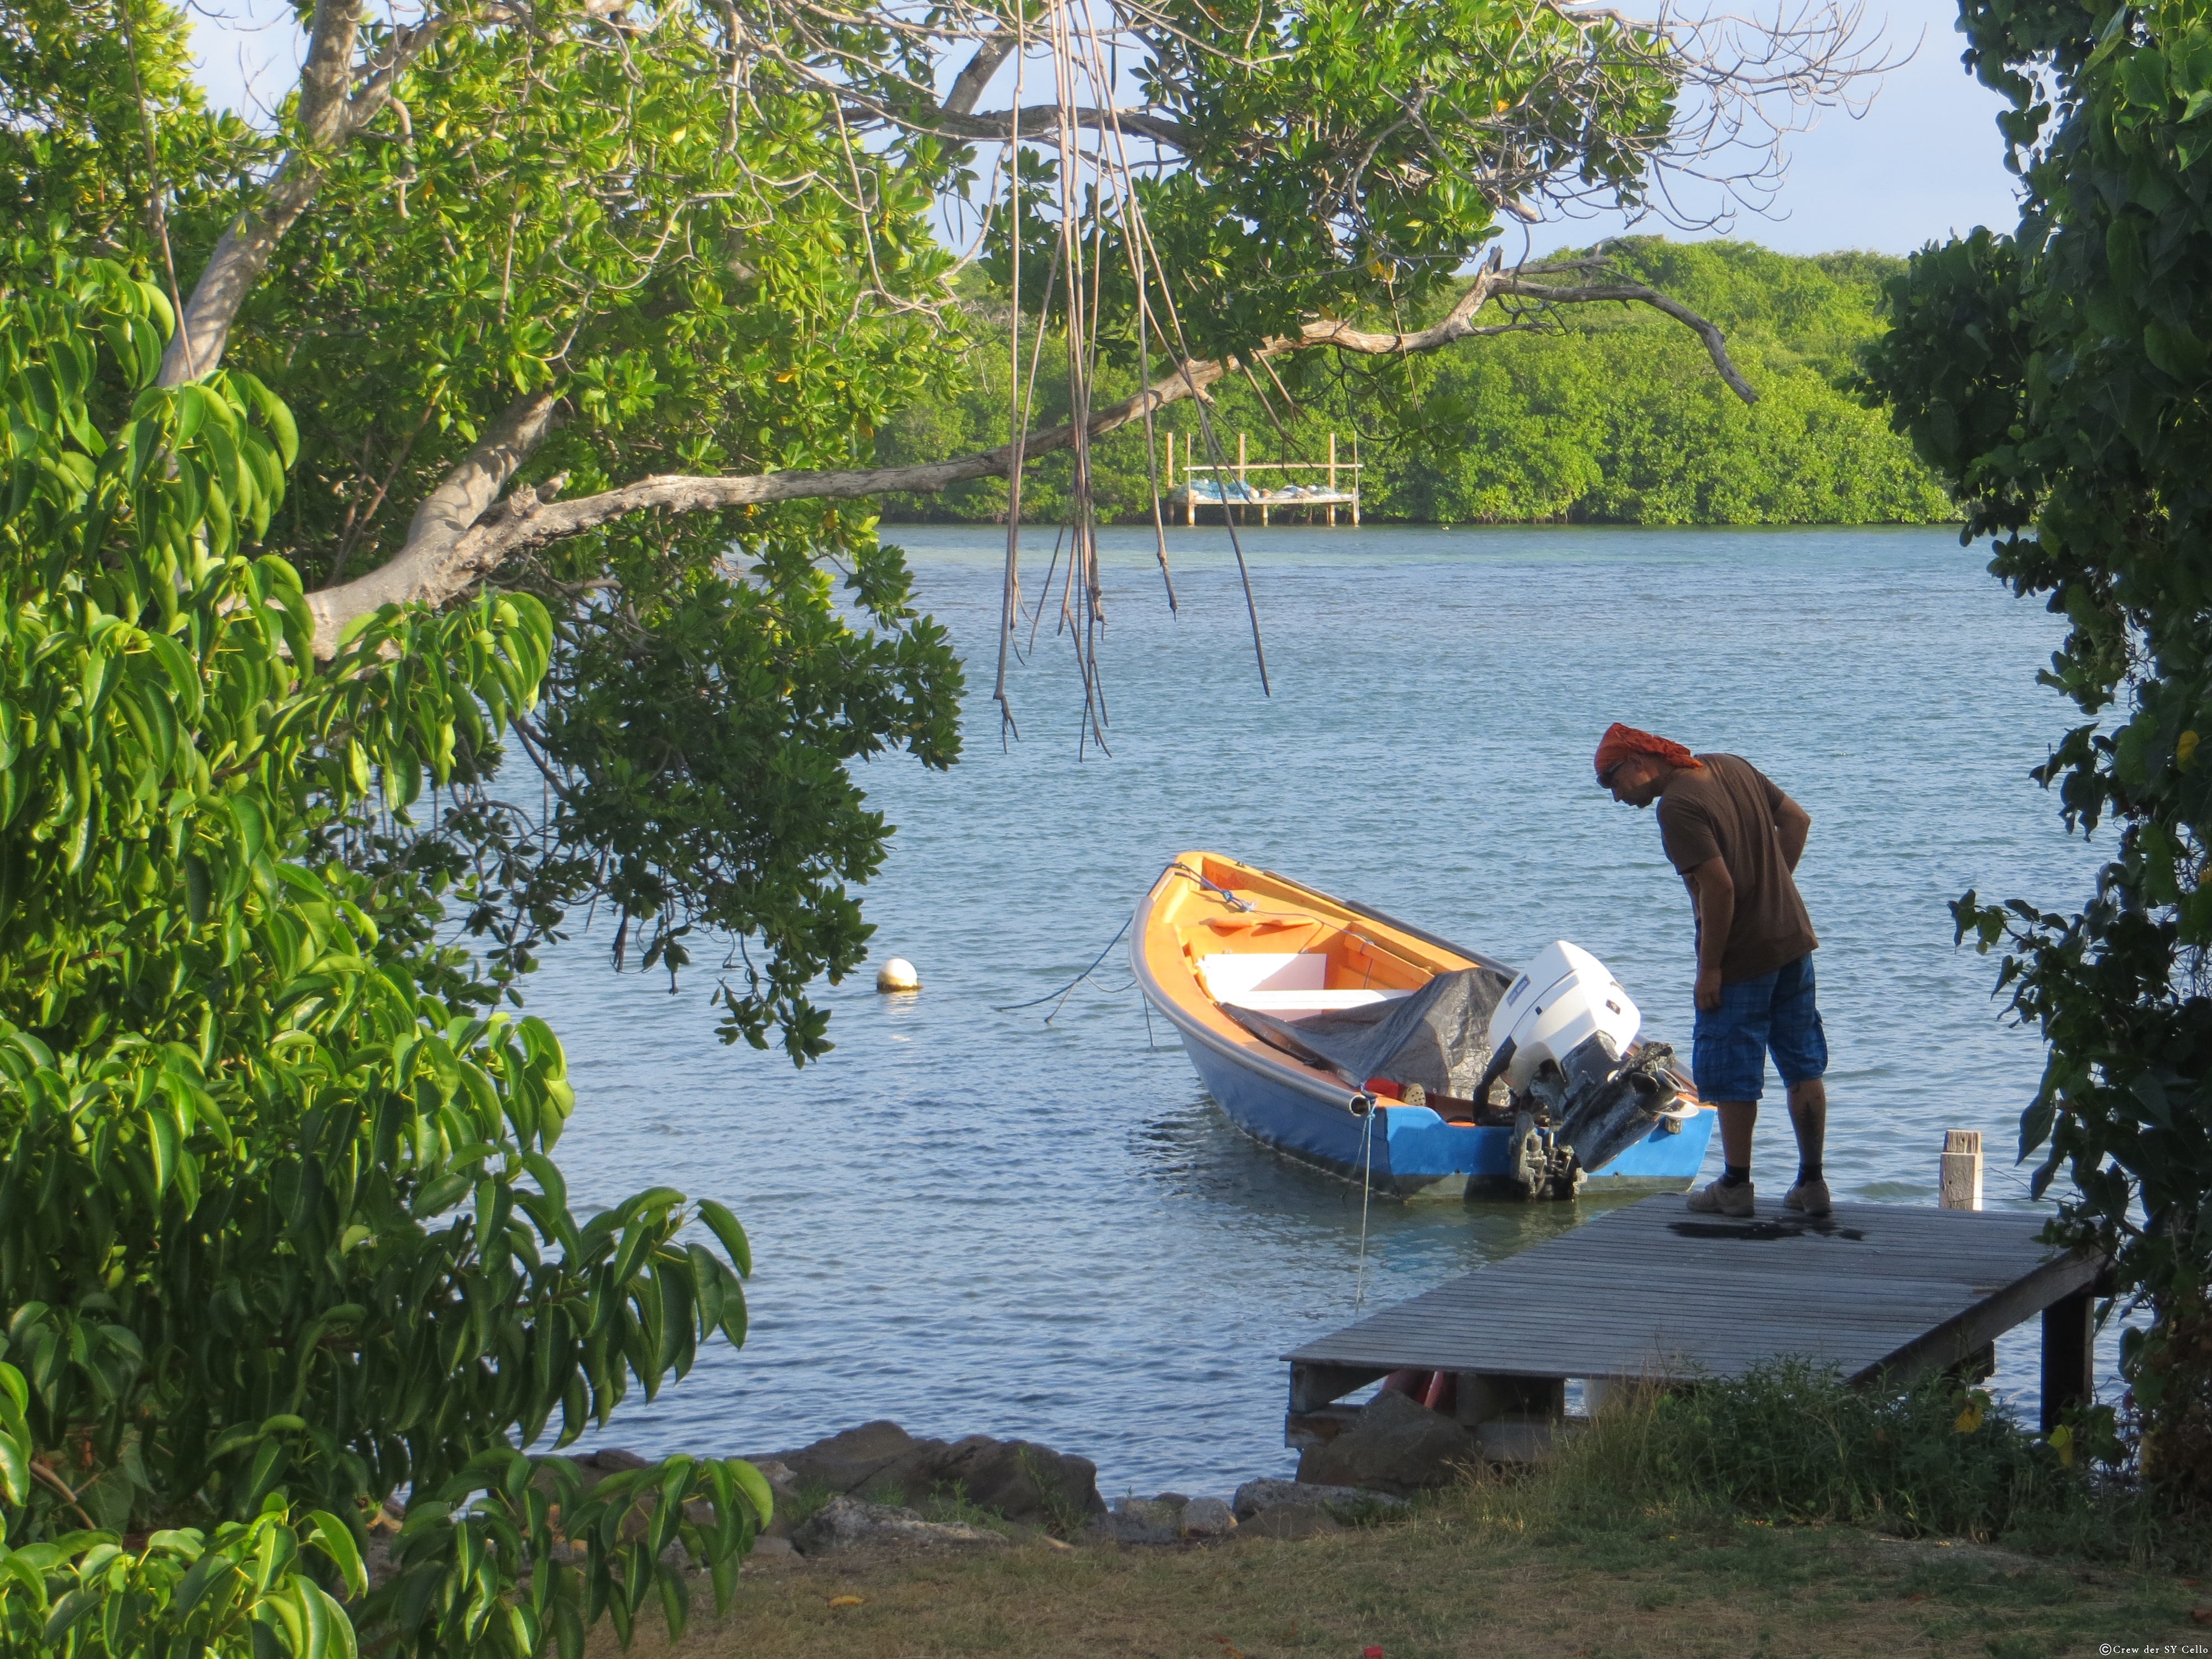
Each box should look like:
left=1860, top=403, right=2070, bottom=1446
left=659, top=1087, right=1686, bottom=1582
left=1284, top=1197, right=2101, bottom=1392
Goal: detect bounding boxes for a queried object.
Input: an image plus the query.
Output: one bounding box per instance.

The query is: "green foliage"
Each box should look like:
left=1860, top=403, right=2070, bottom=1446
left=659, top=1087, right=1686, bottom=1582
left=1556, top=1362, right=2089, bottom=1545
left=0, top=258, right=765, bottom=1653
left=3, top=0, right=969, bottom=1061
left=1053, top=0, right=1676, bottom=357
left=216, top=4, right=968, bottom=1057
left=880, top=242, right=1952, bottom=526
left=1863, top=0, right=2212, bottom=1435
left=0, top=0, right=263, bottom=270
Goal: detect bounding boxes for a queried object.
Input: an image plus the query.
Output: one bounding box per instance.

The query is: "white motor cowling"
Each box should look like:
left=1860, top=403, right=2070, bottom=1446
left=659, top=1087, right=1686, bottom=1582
left=1484, top=940, right=1640, bottom=1091
left=1477, top=940, right=1682, bottom=1199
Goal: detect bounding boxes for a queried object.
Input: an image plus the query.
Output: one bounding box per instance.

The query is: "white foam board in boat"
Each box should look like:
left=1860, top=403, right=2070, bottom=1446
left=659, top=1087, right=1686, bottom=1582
left=1223, top=989, right=1408, bottom=1011
left=1196, top=952, right=1326, bottom=998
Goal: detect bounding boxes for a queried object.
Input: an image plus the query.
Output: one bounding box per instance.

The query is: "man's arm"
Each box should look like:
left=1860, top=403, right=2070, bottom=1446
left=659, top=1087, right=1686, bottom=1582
left=1776, top=795, right=1811, bottom=873
left=1685, top=857, right=1735, bottom=1012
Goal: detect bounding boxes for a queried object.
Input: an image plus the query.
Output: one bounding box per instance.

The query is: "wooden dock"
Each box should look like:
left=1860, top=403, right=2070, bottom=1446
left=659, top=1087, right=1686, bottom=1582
left=1167, top=430, right=1361, bottom=526
left=1285, top=1197, right=2105, bottom=1457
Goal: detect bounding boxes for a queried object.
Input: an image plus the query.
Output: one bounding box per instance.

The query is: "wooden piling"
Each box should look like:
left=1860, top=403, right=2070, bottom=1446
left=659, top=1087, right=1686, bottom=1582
left=1940, top=1129, right=1984, bottom=1211
left=2041, top=1288, right=2095, bottom=1432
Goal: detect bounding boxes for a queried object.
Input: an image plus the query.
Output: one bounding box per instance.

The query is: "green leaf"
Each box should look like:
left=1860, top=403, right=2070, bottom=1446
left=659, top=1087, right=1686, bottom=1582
left=0, top=1430, right=29, bottom=1506
left=726, top=1457, right=774, bottom=1528
left=694, top=1200, right=752, bottom=1277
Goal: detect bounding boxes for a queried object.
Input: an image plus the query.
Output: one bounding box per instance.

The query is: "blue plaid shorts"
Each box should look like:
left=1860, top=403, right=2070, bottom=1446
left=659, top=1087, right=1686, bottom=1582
left=1691, top=953, right=1827, bottom=1104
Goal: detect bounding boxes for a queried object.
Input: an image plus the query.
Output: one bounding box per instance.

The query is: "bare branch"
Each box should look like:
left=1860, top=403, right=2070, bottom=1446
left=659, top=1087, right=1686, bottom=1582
left=931, top=103, right=1195, bottom=152
left=305, top=389, right=561, bottom=651
left=1491, top=275, right=1760, bottom=403
left=942, top=27, right=1018, bottom=117
left=159, top=0, right=455, bottom=385
left=301, top=262, right=1753, bottom=654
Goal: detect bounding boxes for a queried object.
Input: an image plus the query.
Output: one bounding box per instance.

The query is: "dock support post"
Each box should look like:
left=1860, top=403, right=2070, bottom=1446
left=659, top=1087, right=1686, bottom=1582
left=1455, top=1373, right=1564, bottom=1461
left=2040, top=1288, right=2095, bottom=1433
left=1940, top=1129, right=1983, bottom=1210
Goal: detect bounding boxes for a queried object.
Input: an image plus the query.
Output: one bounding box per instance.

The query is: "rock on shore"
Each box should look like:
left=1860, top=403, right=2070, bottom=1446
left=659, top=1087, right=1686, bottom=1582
left=764, top=1420, right=1108, bottom=1533
left=789, top=1494, right=1010, bottom=1556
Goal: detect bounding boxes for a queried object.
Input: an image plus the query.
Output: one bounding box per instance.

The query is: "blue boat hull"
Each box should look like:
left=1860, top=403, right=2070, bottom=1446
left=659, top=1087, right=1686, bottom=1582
left=1180, top=1027, right=1715, bottom=1198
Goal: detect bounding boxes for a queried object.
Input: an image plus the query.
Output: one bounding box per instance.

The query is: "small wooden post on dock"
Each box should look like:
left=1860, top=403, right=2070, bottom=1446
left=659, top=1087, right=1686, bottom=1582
left=1349, top=434, right=1360, bottom=525
left=1940, top=1130, right=1984, bottom=1211
left=1236, top=431, right=1247, bottom=525
left=1327, top=433, right=1338, bottom=528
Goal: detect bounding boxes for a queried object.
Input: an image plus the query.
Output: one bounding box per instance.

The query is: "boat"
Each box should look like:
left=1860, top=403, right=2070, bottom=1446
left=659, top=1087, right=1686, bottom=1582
left=1130, top=852, right=1717, bottom=1198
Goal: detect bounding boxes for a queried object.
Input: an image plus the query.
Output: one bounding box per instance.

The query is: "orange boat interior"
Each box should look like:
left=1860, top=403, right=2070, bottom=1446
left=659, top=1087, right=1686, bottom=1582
left=1140, top=854, right=1465, bottom=1017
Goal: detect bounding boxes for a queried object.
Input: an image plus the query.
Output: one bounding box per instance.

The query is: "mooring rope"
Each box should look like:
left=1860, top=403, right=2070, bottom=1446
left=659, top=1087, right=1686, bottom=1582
left=993, top=911, right=1135, bottom=1020
left=995, top=860, right=1252, bottom=1021
left=1353, top=1097, right=1377, bottom=1313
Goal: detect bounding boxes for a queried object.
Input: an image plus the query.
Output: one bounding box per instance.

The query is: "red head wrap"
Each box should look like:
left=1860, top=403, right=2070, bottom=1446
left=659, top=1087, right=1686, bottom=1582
left=1593, top=723, right=1702, bottom=781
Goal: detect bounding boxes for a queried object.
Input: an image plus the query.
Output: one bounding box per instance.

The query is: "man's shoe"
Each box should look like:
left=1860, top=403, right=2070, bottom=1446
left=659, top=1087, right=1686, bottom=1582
left=1685, top=1178, right=1755, bottom=1218
left=1784, top=1178, right=1833, bottom=1217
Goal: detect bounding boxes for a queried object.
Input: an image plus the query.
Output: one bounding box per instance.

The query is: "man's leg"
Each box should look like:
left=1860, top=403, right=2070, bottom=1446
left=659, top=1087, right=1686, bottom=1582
left=1717, top=1101, right=1757, bottom=1168
left=1688, top=971, right=1776, bottom=1214
left=1786, top=1078, right=1827, bottom=1173
left=1769, top=956, right=1831, bottom=1214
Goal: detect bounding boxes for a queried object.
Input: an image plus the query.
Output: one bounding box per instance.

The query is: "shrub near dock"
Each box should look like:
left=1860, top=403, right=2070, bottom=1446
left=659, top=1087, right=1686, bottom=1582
left=0, top=266, right=763, bottom=1656
left=1539, top=1362, right=2103, bottom=1547
left=1868, top=0, right=2212, bottom=1499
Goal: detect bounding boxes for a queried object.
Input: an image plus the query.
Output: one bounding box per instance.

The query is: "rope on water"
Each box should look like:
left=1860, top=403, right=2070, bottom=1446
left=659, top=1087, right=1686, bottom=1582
left=994, top=860, right=1248, bottom=1023
left=993, top=911, right=1134, bottom=1021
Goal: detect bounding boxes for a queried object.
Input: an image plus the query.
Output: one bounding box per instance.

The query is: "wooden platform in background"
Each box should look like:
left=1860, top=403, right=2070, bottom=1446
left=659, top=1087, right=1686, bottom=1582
left=1284, top=1196, right=2105, bottom=1456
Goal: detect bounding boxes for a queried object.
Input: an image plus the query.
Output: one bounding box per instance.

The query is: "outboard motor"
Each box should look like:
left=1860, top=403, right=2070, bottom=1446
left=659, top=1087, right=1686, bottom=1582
left=1475, top=941, right=1689, bottom=1199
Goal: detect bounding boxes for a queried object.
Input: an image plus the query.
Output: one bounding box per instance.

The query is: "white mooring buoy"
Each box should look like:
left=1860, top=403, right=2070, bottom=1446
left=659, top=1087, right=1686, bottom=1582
left=875, top=957, right=920, bottom=993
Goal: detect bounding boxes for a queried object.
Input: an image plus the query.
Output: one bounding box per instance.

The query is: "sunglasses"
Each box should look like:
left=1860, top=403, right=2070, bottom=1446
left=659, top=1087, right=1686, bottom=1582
left=1598, top=761, right=1628, bottom=789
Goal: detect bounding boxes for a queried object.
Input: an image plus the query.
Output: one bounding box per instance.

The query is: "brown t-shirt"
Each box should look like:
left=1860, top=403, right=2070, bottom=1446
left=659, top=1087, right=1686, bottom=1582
left=1655, top=754, right=1818, bottom=983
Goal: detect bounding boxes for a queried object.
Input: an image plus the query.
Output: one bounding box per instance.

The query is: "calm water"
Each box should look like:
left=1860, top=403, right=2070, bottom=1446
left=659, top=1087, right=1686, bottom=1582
left=526, top=524, right=2106, bottom=1495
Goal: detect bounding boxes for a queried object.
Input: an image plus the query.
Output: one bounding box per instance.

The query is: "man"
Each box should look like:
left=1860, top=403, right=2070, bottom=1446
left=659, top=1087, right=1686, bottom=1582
left=1594, top=722, right=1830, bottom=1219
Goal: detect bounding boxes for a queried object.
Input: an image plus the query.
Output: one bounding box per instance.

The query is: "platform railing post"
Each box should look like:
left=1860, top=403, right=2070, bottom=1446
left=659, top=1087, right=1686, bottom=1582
left=1940, top=1129, right=1983, bottom=1210
left=2040, top=1288, right=2094, bottom=1433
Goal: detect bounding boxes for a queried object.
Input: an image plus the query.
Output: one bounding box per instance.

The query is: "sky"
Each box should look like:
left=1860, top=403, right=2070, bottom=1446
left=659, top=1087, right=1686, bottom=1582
left=185, top=0, right=2026, bottom=258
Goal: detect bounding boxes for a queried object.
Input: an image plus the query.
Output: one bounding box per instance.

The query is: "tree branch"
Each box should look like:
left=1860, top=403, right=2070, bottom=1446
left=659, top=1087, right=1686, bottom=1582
left=305, top=389, right=562, bottom=651
left=159, top=0, right=453, bottom=385
left=930, top=103, right=1196, bottom=151
left=302, top=264, right=1755, bottom=655
left=1491, top=275, right=1760, bottom=403
left=942, top=28, right=1018, bottom=118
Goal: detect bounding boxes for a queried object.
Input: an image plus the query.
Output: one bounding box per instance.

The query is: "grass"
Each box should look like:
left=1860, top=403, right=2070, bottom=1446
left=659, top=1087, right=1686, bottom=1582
left=603, top=1505, right=2201, bottom=1659
left=919, top=1483, right=1014, bottom=1536
left=594, top=1366, right=2212, bottom=1658
left=776, top=1481, right=840, bottom=1532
